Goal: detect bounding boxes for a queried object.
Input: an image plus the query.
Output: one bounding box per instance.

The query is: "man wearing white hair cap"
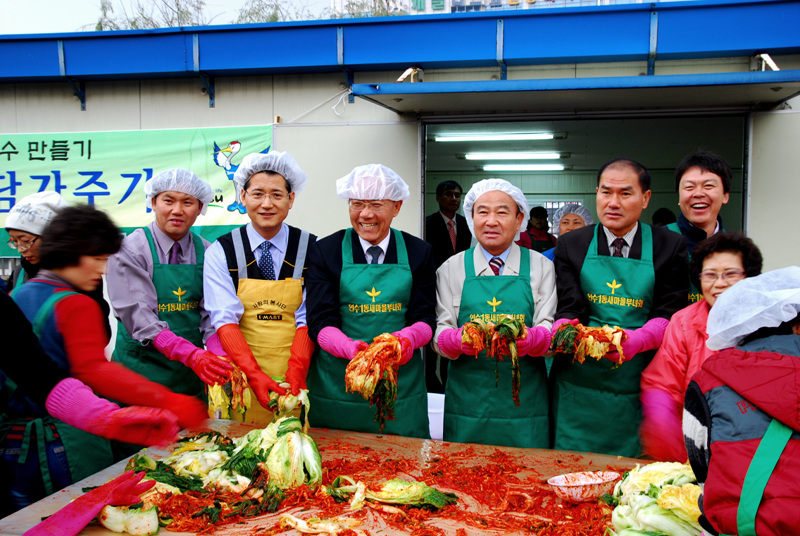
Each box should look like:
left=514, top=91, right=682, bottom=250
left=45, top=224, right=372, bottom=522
left=107, top=168, right=231, bottom=400
left=203, top=151, right=317, bottom=423
left=551, top=158, right=689, bottom=457
left=432, top=178, right=556, bottom=448
left=683, top=266, right=800, bottom=535
left=306, top=164, right=436, bottom=438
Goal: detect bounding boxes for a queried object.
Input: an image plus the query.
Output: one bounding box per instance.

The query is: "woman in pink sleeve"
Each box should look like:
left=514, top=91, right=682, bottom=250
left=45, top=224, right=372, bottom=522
left=639, top=232, right=762, bottom=461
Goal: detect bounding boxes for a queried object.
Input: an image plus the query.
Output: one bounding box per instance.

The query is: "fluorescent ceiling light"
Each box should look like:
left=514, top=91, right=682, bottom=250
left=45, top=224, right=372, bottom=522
left=465, top=152, right=562, bottom=160
left=483, top=164, right=566, bottom=171
left=435, top=133, right=555, bottom=142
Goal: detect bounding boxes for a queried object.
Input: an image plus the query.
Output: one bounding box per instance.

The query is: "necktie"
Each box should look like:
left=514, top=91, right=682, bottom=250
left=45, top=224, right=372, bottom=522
left=168, top=242, right=181, bottom=264
left=489, top=256, right=503, bottom=275
left=367, top=246, right=382, bottom=265
left=611, top=237, right=626, bottom=258
left=258, top=241, right=276, bottom=280
left=447, top=219, right=457, bottom=251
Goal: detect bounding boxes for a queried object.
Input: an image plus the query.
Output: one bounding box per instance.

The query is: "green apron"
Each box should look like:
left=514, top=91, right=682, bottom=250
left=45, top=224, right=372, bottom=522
left=666, top=222, right=703, bottom=304
left=526, top=231, right=555, bottom=254
left=1, top=291, right=114, bottom=495
left=552, top=224, right=655, bottom=457
left=307, top=229, right=429, bottom=438
left=112, top=226, right=205, bottom=399
left=444, top=247, right=548, bottom=448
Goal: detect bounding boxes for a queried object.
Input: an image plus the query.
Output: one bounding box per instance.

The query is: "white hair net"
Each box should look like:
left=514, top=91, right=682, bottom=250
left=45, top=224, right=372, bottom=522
left=5, top=191, right=69, bottom=235
left=554, top=203, right=594, bottom=227
left=462, top=178, right=530, bottom=235
left=233, top=151, right=308, bottom=195
left=144, top=168, right=214, bottom=215
left=336, top=164, right=410, bottom=202
left=706, top=266, right=800, bottom=350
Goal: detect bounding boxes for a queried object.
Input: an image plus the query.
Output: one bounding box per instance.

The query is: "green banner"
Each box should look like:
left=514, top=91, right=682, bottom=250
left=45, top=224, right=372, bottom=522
left=1, top=125, right=272, bottom=255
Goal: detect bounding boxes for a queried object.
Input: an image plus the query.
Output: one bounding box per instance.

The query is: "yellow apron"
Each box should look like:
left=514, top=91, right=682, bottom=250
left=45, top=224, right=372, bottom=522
left=227, top=226, right=309, bottom=423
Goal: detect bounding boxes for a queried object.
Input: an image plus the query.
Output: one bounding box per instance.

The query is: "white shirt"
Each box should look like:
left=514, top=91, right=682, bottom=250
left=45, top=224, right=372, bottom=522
left=357, top=233, right=391, bottom=265
left=602, top=223, right=639, bottom=258
left=478, top=245, right=511, bottom=275
left=204, top=222, right=307, bottom=330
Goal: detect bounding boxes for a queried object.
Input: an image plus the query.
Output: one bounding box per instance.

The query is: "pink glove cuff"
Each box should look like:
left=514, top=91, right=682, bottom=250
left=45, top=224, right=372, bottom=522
left=318, top=326, right=365, bottom=360
left=437, top=328, right=463, bottom=359
left=640, top=388, right=687, bottom=462
left=637, top=317, right=670, bottom=352
left=205, top=332, right=227, bottom=356
left=393, top=322, right=433, bottom=350
left=46, top=378, right=118, bottom=434
left=153, top=329, right=200, bottom=365
left=517, top=326, right=552, bottom=357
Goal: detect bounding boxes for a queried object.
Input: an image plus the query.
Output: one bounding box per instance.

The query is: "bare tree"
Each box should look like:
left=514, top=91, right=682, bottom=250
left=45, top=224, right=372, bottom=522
left=235, top=0, right=321, bottom=23
left=94, top=0, right=217, bottom=30
left=331, top=0, right=410, bottom=18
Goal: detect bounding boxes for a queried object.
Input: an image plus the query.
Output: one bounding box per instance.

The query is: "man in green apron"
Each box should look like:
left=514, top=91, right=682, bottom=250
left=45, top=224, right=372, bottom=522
left=552, top=158, right=689, bottom=457
left=433, top=178, right=556, bottom=448
left=204, top=151, right=316, bottom=423
left=666, top=151, right=731, bottom=304
left=306, top=164, right=436, bottom=438
left=107, top=169, right=232, bottom=399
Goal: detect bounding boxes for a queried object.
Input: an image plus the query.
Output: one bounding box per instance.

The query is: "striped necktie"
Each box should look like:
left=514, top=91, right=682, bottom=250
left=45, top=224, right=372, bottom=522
left=489, top=256, right=503, bottom=275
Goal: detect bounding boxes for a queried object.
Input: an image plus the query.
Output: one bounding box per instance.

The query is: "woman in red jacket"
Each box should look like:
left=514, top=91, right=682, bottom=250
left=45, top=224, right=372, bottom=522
left=639, top=231, right=761, bottom=461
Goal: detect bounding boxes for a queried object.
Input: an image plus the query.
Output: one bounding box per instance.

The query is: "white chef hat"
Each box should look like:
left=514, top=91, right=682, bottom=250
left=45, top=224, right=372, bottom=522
left=144, top=168, right=214, bottom=215
left=706, top=266, right=800, bottom=350
left=554, top=203, right=594, bottom=227
left=335, top=164, right=410, bottom=202
left=462, top=178, right=530, bottom=235
left=233, top=151, right=308, bottom=195
left=5, top=191, right=69, bottom=236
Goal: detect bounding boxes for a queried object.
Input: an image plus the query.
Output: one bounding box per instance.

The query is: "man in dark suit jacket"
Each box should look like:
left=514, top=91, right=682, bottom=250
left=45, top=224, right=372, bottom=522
left=425, top=181, right=472, bottom=269
left=424, top=180, right=472, bottom=393
left=551, top=158, right=689, bottom=458
left=305, top=164, right=436, bottom=438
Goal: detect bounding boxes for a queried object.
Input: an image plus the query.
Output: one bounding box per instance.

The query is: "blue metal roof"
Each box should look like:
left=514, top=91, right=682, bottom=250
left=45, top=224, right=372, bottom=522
left=1, top=0, right=799, bottom=82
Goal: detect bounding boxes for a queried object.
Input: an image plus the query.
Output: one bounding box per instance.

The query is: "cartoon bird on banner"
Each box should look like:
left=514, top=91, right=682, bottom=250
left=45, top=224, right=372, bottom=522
left=213, top=141, right=272, bottom=213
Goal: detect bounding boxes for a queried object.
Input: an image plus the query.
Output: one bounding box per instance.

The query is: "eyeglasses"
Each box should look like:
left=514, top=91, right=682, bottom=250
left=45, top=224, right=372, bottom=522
left=698, top=270, right=746, bottom=284
left=348, top=200, right=393, bottom=212
left=245, top=190, right=288, bottom=202
left=7, top=236, right=38, bottom=252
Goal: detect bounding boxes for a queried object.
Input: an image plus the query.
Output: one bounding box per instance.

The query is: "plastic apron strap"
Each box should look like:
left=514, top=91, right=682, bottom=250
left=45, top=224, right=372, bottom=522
left=292, top=230, right=309, bottom=280
left=18, top=418, right=55, bottom=496
left=733, top=418, right=793, bottom=536
left=31, top=291, right=79, bottom=337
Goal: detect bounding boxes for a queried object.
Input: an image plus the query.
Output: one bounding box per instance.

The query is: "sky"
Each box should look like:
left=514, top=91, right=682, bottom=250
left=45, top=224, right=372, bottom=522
left=0, top=0, right=331, bottom=35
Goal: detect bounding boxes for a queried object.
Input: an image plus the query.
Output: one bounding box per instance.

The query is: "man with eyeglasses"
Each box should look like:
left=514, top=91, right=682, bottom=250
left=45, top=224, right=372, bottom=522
left=107, top=169, right=231, bottom=403
left=5, top=192, right=113, bottom=335
left=204, top=152, right=317, bottom=423
left=306, top=164, right=436, bottom=438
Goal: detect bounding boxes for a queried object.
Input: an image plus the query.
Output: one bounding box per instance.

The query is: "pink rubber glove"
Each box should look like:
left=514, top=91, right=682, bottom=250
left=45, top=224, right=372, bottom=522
left=392, top=322, right=433, bottom=365
left=46, top=378, right=179, bottom=446
left=515, top=326, right=552, bottom=357
left=437, top=327, right=480, bottom=359
left=604, top=317, right=670, bottom=363
left=154, top=329, right=232, bottom=385
left=23, top=470, right=155, bottom=536
left=551, top=317, right=578, bottom=337
left=640, top=388, right=688, bottom=462
left=205, top=332, right=227, bottom=356
left=317, top=326, right=368, bottom=360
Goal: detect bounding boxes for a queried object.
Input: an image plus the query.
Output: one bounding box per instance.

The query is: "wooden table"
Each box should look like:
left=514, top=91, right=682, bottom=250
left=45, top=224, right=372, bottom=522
left=0, top=420, right=640, bottom=536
